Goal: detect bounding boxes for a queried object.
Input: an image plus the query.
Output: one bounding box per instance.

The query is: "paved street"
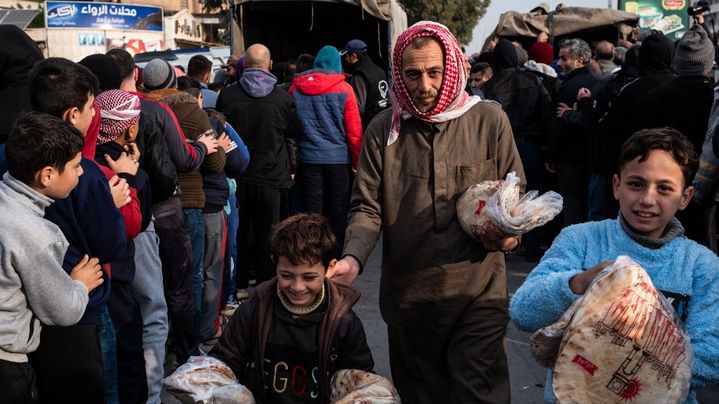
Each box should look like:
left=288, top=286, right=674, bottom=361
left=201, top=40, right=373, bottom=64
left=353, top=238, right=719, bottom=403
left=162, top=234, right=718, bottom=403
left=352, top=240, right=547, bottom=402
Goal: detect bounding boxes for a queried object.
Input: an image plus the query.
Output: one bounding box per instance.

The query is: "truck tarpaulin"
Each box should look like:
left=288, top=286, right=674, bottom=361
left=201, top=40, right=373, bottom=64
left=488, top=3, right=638, bottom=45
left=230, top=0, right=407, bottom=72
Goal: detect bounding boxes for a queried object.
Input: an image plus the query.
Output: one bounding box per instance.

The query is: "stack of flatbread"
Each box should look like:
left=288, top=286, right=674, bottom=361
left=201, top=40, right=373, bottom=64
left=457, top=172, right=562, bottom=239
left=456, top=180, right=502, bottom=241
left=330, top=369, right=400, bottom=403
left=163, top=356, right=255, bottom=404
left=531, top=257, right=692, bottom=403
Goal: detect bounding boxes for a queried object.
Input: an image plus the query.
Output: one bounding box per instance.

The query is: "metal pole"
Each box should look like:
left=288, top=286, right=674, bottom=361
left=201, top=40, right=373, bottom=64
left=229, top=4, right=234, bottom=50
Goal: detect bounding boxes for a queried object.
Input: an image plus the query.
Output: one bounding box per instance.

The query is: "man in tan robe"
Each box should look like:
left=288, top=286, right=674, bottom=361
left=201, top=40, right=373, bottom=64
left=329, top=21, right=525, bottom=403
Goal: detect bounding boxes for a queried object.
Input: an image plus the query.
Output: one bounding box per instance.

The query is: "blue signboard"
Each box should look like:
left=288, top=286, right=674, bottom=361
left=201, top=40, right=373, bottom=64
left=45, top=1, right=163, bottom=32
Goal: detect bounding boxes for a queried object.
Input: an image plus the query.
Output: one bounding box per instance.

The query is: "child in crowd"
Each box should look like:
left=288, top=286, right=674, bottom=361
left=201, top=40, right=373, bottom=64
left=0, top=112, right=104, bottom=403
left=94, top=89, right=153, bottom=404
left=204, top=108, right=249, bottom=328
left=510, top=128, right=719, bottom=402
left=11, top=57, right=129, bottom=404
left=109, top=51, right=203, bottom=371
left=209, top=213, right=374, bottom=403
left=178, top=76, right=249, bottom=345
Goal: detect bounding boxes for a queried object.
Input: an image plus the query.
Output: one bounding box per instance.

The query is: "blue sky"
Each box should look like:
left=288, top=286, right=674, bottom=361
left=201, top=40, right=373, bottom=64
left=468, top=0, right=620, bottom=52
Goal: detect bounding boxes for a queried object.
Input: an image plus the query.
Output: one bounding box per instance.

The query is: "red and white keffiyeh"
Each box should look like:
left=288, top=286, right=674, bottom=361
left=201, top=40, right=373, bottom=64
left=389, top=21, right=481, bottom=146
left=96, top=89, right=141, bottom=145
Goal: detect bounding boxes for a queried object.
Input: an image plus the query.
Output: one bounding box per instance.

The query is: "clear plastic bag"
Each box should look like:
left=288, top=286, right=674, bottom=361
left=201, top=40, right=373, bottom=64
left=530, top=297, right=584, bottom=368
left=456, top=171, right=563, bottom=239
left=531, top=257, right=692, bottom=403
left=330, top=369, right=400, bottom=404
left=163, top=356, right=255, bottom=404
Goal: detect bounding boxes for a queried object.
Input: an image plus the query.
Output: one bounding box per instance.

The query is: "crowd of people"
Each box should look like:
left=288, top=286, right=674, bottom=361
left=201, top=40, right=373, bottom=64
left=0, top=12, right=719, bottom=404
left=469, top=23, right=719, bottom=258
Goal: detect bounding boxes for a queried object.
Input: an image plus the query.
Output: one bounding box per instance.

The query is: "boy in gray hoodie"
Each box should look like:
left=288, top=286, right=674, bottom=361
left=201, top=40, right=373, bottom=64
left=0, top=112, right=104, bottom=403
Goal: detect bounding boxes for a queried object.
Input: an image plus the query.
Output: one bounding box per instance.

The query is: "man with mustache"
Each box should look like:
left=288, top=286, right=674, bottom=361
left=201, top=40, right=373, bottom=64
left=328, top=21, right=525, bottom=403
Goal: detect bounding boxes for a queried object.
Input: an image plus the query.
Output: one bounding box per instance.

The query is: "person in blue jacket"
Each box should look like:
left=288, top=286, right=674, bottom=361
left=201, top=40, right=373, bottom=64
left=510, top=127, right=719, bottom=403
left=289, top=45, right=363, bottom=259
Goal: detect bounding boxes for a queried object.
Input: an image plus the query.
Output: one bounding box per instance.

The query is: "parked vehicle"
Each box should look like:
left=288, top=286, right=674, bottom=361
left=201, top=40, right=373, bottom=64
left=134, top=46, right=231, bottom=82
left=229, top=0, right=407, bottom=72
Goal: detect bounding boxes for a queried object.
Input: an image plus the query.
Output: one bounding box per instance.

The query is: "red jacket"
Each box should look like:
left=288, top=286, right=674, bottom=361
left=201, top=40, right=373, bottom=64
left=84, top=103, right=142, bottom=240
left=290, top=71, right=363, bottom=169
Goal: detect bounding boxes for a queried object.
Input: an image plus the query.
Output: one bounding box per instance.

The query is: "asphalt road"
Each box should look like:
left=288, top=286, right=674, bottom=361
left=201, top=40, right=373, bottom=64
left=162, top=234, right=718, bottom=403
left=353, top=240, right=719, bottom=403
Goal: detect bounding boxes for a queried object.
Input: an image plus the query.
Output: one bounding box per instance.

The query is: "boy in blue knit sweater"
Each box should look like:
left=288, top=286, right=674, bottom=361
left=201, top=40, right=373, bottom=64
left=510, top=128, right=719, bottom=403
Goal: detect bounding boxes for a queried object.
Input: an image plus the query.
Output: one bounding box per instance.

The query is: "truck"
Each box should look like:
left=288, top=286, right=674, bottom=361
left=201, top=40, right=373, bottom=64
left=228, top=0, right=407, bottom=72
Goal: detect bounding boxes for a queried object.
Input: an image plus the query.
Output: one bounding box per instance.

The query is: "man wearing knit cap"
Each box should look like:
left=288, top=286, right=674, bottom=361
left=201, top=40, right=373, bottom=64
left=216, top=43, right=301, bottom=298
left=528, top=41, right=554, bottom=66
left=145, top=59, right=228, bottom=326
left=79, top=54, right=122, bottom=92
left=142, top=57, right=223, bottom=365
left=525, top=41, right=561, bottom=101
left=143, top=58, right=178, bottom=91
left=629, top=24, right=715, bottom=248
left=329, top=21, right=524, bottom=403
left=483, top=38, right=552, bottom=261
left=589, top=31, right=676, bottom=222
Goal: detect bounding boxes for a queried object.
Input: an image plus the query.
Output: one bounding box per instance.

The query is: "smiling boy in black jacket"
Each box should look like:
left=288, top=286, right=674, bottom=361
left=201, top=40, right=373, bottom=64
left=210, top=214, right=373, bottom=403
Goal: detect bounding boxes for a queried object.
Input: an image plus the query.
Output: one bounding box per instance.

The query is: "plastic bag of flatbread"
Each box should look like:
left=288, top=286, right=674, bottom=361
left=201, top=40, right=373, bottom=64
left=456, top=172, right=562, bottom=239
left=530, top=297, right=584, bottom=368
left=163, top=356, right=255, bottom=404
left=531, top=256, right=693, bottom=403
left=330, top=369, right=400, bottom=403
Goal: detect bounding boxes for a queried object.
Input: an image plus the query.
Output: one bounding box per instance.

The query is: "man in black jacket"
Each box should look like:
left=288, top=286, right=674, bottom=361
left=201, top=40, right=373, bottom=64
left=341, top=39, right=390, bottom=131
left=630, top=25, right=715, bottom=248
left=581, top=31, right=676, bottom=220
left=106, top=49, right=195, bottom=403
left=216, top=43, right=302, bottom=293
left=483, top=39, right=553, bottom=260
left=547, top=38, right=598, bottom=227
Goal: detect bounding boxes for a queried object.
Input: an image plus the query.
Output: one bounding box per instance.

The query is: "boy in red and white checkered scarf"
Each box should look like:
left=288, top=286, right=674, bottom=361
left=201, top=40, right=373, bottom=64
left=95, top=89, right=141, bottom=145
